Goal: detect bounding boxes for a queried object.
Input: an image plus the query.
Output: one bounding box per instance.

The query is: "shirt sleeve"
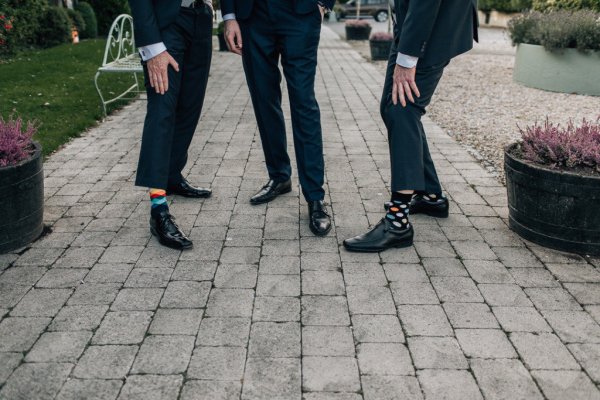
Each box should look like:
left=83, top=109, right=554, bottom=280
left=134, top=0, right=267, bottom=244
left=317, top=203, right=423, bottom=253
left=138, top=42, right=167, bottom=61
left=396, top=52, right=419, bottom=68
left=223, top=13, right=237, bottom=21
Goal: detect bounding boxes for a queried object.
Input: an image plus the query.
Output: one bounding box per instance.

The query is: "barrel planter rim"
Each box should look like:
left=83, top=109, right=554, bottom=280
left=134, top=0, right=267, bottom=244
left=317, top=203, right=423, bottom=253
left=0, top=140, right=44, bottom=254
left=504, top=142, right=600, bottom=184
left=504, top=142, right=600, bottom=256
left=513, top=43, right=600, bottom=96
left=0, top=140, right=41, bottom=173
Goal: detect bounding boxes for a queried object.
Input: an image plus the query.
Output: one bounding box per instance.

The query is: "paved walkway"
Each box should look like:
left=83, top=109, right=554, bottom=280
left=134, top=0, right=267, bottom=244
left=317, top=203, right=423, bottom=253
left=1, top=27, right=600, bottom=400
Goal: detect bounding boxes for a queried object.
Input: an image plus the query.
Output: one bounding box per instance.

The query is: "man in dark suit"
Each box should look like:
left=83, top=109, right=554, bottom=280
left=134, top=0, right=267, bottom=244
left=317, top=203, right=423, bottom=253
left=129, top=0, right=214, bottom=250
left=344, top=0, right=478, bottom=252
left=221, top=0, right=335, bottom=236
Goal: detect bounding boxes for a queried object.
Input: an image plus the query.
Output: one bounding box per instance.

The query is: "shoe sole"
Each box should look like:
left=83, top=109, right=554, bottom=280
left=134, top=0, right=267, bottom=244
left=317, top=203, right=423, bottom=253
left=165, top=191, right=212, bottom=199
left=249, top=186, right=292, bottom=205
left=410, top=208, right=449, bottom=219
left=150, top=227, right=194, bottom=250
left=343, top=239, right=413, bottom=253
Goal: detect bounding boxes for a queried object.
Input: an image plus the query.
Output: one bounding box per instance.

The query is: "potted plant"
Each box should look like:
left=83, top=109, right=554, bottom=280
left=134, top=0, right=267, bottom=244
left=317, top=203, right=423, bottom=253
left=216, top=21, right=227, bottom=52
left=0, top=116, right=44, bottom=253
left=369, top=31, right=393, bottom=61
left=505, top=118, right=600, bottom=255
left=345, top=19, right=371, bottom=41
left=508, top=10, right=600, bottom=96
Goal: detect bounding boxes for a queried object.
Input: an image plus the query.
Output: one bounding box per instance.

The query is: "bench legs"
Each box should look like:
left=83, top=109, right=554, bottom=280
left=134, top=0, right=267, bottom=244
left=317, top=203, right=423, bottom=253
left=95, top=71, right=142, bottom=117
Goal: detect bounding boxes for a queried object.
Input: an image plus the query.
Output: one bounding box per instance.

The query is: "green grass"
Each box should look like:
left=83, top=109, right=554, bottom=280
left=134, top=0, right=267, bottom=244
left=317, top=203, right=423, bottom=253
left=0, top=39, right=143, bottom=157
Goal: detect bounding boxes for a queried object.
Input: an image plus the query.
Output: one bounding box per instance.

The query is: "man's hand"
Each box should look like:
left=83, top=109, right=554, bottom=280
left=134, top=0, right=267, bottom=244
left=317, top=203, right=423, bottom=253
left=392, top=64, right=420, bottom=107
left=318, top=5, right=325, bottom=20
left=225, top=20, right=243, bottom=55
left=147, top=51, right=179, bottom=95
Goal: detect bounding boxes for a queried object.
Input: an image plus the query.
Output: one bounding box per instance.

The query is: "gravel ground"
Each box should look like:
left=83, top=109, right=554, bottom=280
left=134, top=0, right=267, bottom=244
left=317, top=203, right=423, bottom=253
left=333, top=23, right=600, bottom=182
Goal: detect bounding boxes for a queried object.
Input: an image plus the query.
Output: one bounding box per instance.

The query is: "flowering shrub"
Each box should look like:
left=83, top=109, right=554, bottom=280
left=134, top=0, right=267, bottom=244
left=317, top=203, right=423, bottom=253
left=508, top=10, right=600, bottom=51
left=370, top=32, right=393, bottom=41
left=345, top=19, right=371, bottom=27
left=0, top=14, right=14, bottom=49
left=519, top=118, right=600, bottom=173
left=0, top=116, right=37, bottom=167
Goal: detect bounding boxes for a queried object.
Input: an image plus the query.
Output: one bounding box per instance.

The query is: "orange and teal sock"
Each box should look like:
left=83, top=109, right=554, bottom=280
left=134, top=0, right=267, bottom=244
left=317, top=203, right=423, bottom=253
left=150, top=189, right=168, bottom=218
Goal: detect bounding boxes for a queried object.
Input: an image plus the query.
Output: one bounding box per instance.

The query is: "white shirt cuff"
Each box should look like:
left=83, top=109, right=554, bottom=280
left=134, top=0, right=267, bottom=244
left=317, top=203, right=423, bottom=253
left=223, top=13, right=236, bottom=21
left=396, top=53, right=419, bottom=68
left=139, top=42, right=167, bottom=61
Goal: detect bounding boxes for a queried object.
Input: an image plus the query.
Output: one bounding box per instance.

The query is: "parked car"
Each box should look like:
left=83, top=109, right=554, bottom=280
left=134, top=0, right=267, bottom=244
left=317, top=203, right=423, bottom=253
left=337, top=0, right=390, bottom=22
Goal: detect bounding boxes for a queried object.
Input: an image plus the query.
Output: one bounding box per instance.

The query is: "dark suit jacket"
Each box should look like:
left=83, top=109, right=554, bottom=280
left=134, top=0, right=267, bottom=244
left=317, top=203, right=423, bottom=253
left=395, top=0, right=478, bottom=67
left=221, top=0, right=335, bottom=20
left=128, top=0, right=185, bottom=47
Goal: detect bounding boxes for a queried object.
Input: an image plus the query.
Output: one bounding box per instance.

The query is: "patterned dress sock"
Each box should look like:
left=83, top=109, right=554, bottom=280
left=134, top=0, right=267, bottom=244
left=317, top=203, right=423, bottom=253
left=150, top=189, right=169, bottom=218
left=385, top=192, right=413, bottom=230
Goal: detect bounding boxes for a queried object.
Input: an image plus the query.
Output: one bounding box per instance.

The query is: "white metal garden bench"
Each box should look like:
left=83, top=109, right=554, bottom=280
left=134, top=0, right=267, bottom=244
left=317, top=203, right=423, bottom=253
left=95, top=14, right=143, bottom=116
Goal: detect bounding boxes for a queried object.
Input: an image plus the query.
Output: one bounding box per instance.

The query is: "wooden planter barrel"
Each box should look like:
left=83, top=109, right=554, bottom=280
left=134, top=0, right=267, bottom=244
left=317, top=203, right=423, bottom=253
left=370, top=39, right=392, bottom=61
left=505, top=144, right=600, bottom=255
left=345, top=25, right=372, bottom=41
left=0, top=142, right=44, bottom=253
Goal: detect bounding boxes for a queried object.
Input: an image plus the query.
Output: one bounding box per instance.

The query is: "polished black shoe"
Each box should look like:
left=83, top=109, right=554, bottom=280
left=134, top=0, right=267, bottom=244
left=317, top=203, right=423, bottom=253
left=250, top=179, right=292, bottom=205
left=150, top=210, right=193, bottom=250
left=308, top=200, right=331, bottom=236
left=166, top=180, right=212, bottom=198
left=343, top=218, right=413, bottom=252
left=410, top=194, right=449, bottom=218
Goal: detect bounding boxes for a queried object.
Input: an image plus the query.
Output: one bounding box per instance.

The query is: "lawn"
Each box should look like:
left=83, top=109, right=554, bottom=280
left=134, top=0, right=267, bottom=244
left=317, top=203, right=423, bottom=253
left=0, top=39, right=143, bottom=157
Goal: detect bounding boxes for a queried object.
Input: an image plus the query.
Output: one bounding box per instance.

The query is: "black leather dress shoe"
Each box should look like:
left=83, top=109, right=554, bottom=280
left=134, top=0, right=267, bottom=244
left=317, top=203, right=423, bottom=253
left=410, top=194, right=449, bottom=218
left=308, top=200, right=331, bottom=236
left=166, top=180, right=212, bottom=198
left=250, top=179, right=292, bottom=205
left=343, top=218, right=413, bottom=252
left=150, top=210, right=193, bottom=250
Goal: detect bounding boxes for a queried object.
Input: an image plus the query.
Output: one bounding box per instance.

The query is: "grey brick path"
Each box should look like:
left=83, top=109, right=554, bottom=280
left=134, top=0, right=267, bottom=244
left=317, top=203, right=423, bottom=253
left=1, top=27, right=600, bottom=400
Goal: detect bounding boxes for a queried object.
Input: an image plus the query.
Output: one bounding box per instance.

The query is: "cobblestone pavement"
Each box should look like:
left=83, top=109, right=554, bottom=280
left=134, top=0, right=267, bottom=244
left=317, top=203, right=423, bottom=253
left=1, top=27, right=600, bottom=400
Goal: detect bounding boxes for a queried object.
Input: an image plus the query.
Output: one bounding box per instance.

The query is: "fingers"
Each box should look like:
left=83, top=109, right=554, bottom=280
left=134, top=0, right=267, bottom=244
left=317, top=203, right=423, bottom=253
left=403, top=81, right=414, bottom=104
left=160, top=65, right=169, bottom=94
left=409, top=80, right=420, bottom=99
left=398, top=84, right=406, bottom=107
left=392, top=81, right=398, bottom=106
left=236, top=31, right=243, bottom=52
left=168, top=55, right=179, bottom=73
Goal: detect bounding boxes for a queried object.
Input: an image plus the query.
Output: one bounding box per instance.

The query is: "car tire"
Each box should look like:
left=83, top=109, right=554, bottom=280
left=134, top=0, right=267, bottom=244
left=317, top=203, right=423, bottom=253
left=374, top=10, right=388, bottom=22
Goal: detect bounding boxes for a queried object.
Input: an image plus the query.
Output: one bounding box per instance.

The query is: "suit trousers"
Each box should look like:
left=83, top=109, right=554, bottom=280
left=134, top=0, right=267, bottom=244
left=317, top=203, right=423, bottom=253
left=135, top=6, right=213, bottom=189
left=239, top=0, right=325, bottom=201
left=380, top=46, right=449, bottom=194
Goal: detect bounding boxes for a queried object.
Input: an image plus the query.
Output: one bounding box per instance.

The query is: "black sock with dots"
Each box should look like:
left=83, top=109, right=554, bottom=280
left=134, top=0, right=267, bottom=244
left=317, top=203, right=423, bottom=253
left=385, top=192, right=413, bottom=230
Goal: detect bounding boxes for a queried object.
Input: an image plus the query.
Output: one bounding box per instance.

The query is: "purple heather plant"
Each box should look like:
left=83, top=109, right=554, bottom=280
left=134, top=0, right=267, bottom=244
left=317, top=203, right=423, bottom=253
left=0, top=115, right=37, bottom=167
left=370, top=32, right=393, bottom=41
left=519, top=117, right=600, bottom=173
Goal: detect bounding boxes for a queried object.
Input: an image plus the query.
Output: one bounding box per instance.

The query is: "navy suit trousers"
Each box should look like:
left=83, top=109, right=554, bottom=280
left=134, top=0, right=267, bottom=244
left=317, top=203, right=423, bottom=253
left=240, top=0, right=325, bottom=201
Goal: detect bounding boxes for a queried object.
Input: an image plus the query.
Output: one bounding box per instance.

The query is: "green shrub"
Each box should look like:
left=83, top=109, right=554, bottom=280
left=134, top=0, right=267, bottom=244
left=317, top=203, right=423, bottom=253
left=532, top=0, right=600, bottom=11
left=479, top=0, right=532, bottom=12
left=36, top=6, right=71, bottom=48
left=508, top=10, right=600, bottom=51
left=0, top=0, right=47, bottom=54
left=66, top=8, right=85, bottom=33
left=88, top=0, right=130, bottom=36
left=75, top=2, right=98, bottom=39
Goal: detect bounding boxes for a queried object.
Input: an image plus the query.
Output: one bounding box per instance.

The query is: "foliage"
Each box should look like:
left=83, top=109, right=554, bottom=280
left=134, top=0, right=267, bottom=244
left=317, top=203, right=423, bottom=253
left=66, top=8, right=85, bottom=33
left=519, top=118, right=600, bottom=172
left=345, top=19, right=370, bottom=26
left=0, top=115, right=37, bottom=167
left=508, top=10, right=600, bottom=50
left=88, top=0, right=130, bottom=36
left=0, top=13, right=13, bottom=49
left=0, top=0, right=47, bottom=55
left=217, top=21, right=225, bottom=34
left=75, top=2, right=98, bottom=39
left=479, top=0, right=533, bottom=12
left=532, top=0, right=600, bottom=11
left=370, top=32, right=393, bottom=41
left=0, top=39, right=143, bottom=157
left=36, top=6, right=71, bottom=48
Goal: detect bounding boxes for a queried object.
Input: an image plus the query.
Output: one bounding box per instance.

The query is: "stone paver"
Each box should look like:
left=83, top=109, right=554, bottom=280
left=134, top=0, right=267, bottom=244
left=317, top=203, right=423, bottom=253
left=1, top=26, right=599, bottom=399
